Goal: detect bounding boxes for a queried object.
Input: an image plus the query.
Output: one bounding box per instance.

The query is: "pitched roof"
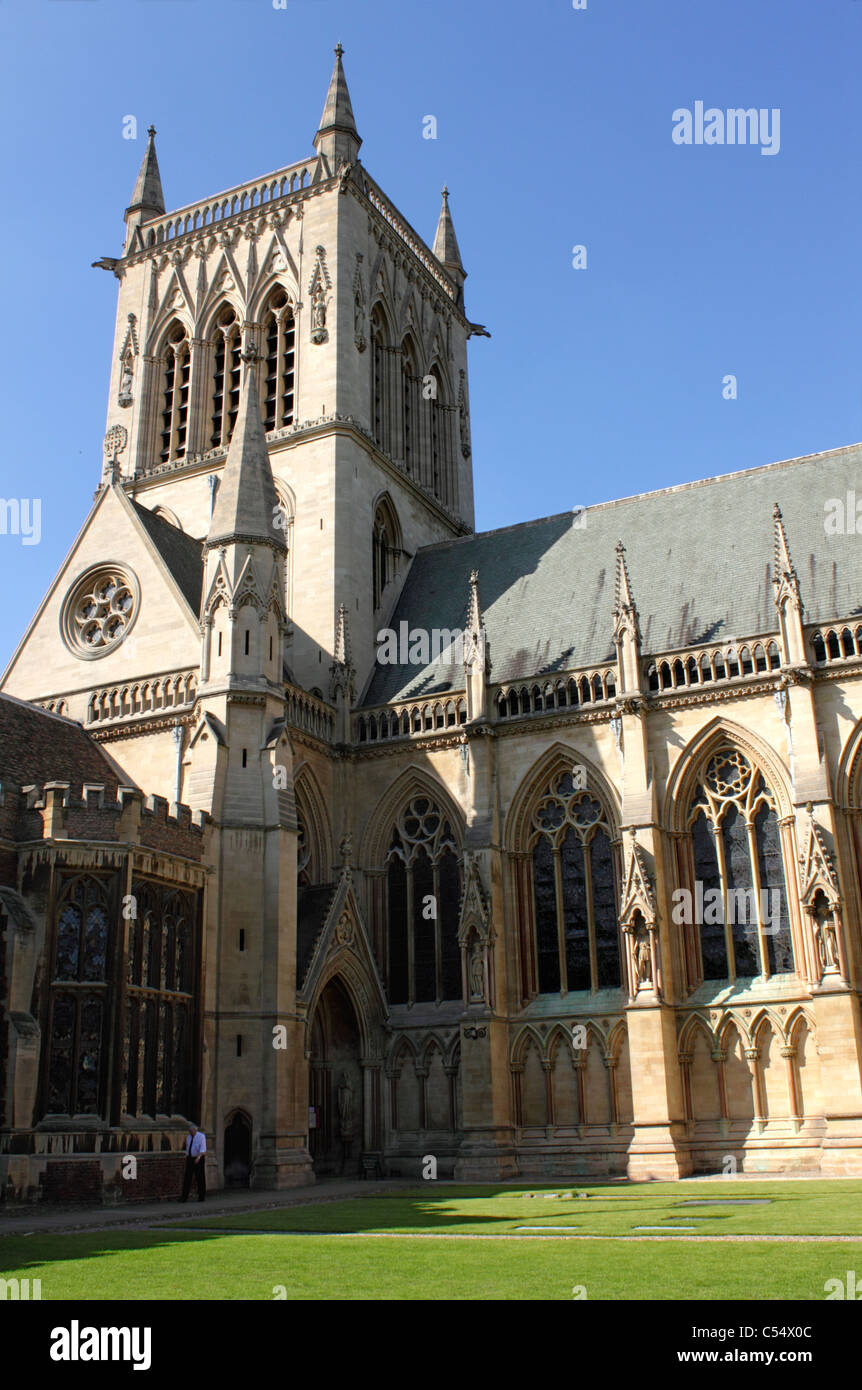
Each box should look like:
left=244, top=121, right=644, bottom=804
left=132, top=502, right=204, bottom=616
left=297, top=883, right=338, bottom=985
left=0, top=692, right=137, bottom=793
left=363, top=441, right=862, bottom=705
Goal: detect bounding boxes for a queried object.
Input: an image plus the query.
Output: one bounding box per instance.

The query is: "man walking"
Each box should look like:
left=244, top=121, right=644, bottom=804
left=179, top=1123, right=206, bottom=1203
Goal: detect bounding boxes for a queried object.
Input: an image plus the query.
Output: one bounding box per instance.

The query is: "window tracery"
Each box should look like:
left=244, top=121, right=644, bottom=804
left=386, top=795, right=461, bottom=1004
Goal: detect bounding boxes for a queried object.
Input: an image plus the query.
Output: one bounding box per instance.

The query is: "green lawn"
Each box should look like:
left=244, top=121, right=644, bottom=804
left=3, top=1180, right=862, bottom=1300
left=175, top=1179, right=862, bottom=1239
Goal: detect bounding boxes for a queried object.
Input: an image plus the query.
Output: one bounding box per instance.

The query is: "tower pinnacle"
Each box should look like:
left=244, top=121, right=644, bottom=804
left=206, top=347, right=285, bottom=553
left=433, top=185, right=466, bottom=305
left=125, top=124, right=165, bottom=224
left=314, top=44, right=362, bottom=168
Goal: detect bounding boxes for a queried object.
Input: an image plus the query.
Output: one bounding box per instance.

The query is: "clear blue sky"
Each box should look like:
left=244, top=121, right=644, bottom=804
left=1, top=0, right=860, bottom=669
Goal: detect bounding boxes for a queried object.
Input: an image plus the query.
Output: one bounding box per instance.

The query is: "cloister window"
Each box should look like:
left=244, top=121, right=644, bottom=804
left=209, top=307, right=242, bottom=449
left=261, top=289, right=295, bottom=431
left=41, top=872, right=201, bottom=1123
left=124, top=880, right=199, bottom=1118
left=685, top=747, right=794, bottom=981
left=159, top=322, right=190, bottom=463
left=386, top=796, right=461, bottom=1004
left=530, top=772, right=621, bottom=994
left=45, top=875, right=111, bottom=1115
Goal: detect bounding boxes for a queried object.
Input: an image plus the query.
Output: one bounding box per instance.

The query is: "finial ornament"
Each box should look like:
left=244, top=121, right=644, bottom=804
left=147, top=125, right=156, bottom=138
left=240, top=342, right=260, bottom=365
left=335, top=42, right=344, bottom=58
left=442, top=184, right=449, bottom=198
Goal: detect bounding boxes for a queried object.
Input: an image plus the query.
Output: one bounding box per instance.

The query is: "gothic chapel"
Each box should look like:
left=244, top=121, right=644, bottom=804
left=3, top=49, right=862, bottom=1200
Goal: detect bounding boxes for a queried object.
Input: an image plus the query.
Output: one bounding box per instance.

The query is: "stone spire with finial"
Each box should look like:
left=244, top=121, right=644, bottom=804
left=314, top=43, right=362, bottom=169
left=206, top=343, right=285, bottom=553
left=772, top=503, right=806, bottom=666
left=125, top=125, right=165, bottom=227
left=433, top=185, right=466, bottom=305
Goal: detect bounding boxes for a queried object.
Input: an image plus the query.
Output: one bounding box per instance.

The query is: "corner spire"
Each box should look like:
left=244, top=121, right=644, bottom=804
left=433, top=185, right=466, bottom=305
left=126, top=125, right=165, bottom=223
left=772, top=503, right=806, bottom=666
left=464, top=570, right=488, bottom=723
left=314, top=44, right=362, bottom=168
left=206, top=344, right=285, bottom=552
left=613, top=541, right=640, bottom=642
left=613, top=542, right=644, bottom=697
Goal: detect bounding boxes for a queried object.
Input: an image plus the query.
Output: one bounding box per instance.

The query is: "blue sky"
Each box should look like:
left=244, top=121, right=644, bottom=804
left=1, top=0, right=860, bottom=667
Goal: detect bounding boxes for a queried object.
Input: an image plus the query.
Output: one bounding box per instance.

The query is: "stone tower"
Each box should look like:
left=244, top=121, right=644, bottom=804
left=100, top=45, right=478, bottom=704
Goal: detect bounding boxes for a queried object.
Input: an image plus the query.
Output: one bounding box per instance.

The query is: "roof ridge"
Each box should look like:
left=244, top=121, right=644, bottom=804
left=412, top=439, right=862, bottom=558
left=0, top=689, right=84, bottom=729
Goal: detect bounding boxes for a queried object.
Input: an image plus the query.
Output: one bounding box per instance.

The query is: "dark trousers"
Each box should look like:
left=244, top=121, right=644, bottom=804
left=182, top=1156, right=206, bottom=1201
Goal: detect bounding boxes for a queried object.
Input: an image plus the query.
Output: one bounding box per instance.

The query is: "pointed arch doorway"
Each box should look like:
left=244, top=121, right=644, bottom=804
left=308, top=977, right=364, bottom=1177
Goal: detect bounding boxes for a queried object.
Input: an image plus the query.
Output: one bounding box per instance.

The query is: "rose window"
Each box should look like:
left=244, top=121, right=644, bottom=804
left=61, top=565, right=140, bottom=658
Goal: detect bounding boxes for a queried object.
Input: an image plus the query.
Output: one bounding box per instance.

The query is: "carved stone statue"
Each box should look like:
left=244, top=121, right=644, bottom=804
left=312, top=281, right=326, bottom=332
left=634, top=931, right=652, bottom=986
left=469, top=942, right=484, bottom=1000
left=814, top=923, right=827, bottom=974
left=824, top=918, right=839, bottom=969
left=337, top=1071, right=354, bottom=1139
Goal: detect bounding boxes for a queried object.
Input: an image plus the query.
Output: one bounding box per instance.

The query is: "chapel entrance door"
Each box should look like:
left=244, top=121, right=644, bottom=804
left=308, top=977, right=363, bottom=1177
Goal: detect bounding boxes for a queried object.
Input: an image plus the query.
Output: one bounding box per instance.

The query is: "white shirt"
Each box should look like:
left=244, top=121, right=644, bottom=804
left=186, top=1131, right=206, bottom=1158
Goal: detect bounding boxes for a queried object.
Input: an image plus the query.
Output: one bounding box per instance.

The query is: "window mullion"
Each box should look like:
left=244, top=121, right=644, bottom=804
left=746, top=817, right=770, bottom=979
left=553, top=842, right=567, bottom=994
left=714, top=818, right=736, bottom=983
left=584, top=838, right=599, bottom=993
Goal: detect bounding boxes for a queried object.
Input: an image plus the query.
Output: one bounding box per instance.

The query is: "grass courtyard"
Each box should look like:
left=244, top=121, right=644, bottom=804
left=3, top=1179, right=862, bottom=1300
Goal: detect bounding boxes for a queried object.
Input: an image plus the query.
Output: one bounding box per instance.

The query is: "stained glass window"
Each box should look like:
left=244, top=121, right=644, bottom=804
left=685, top=750, right=794, bottom=982
left=529, top=771, right=621, bottom=994
left=386, top=796, right=462, bottom=1005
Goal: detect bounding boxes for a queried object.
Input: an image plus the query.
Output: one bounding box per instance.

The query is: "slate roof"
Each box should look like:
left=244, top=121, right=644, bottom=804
left=132, top=502, right=204, bottom=617
left=363, top=442, right=862, bottom=706
left=0, top=692, right=138, bottom=793
left=297, top=883, right=338, bottom=985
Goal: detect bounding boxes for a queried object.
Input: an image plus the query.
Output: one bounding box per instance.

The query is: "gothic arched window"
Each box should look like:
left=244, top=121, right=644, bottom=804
left=372, top=496, right=400, bottom=612
left=428, top=363, right=450, bottom=504
left=261, top=288, right=295, bottom=431
left=209, top=306, right=242, bottom=450
left=124, top=882, right=198, bottom=1119
left=159, top=321, right=190, bottom=463
left=370, top=303, right=390, bottom=453
left=401, top=335, right=421, bottom=477
left=45, top=875, right=111, bottom=1116
left=683, top=747, right=794, bottom=981
left=386, top=795, right=461, bottom=1005
left=529, top=771, right=621, bottom=994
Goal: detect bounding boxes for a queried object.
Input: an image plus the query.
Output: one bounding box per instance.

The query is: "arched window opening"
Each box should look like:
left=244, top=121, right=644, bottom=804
left=529, top=770, right=621, bottom=995
left=428, top=363, right=450, bottom=504
left=684, top=747, right=793, bottom=983
left=209, top=306, right=241, bottom=450
left=261, top=288, right=295, bottom=431
left=385, top=795, right=461, bottom=1005
left=372, top=497, right=400, bottom=612
left=370, top=304, right=390, bottom=454
left=401, top=336, right=421, bottom=478
left=159, top=322, right=190, bottom=463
